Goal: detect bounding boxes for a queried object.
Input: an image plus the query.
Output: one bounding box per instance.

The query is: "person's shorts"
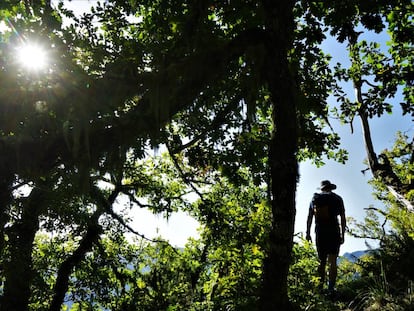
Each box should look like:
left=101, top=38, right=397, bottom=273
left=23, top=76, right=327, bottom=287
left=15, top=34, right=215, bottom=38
left=315, top=227, right=341, bottom=259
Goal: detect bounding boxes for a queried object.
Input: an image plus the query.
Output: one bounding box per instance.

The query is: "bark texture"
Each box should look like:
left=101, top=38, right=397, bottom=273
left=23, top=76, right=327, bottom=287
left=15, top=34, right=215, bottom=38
left=1, top=186, right=47, bottom=311
left=259, top=0, right=299, bottom=309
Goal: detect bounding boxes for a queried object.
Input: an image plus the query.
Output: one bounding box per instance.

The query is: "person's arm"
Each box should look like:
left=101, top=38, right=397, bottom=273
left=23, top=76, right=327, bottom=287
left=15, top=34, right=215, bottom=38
left=306, top=203, right=314, bottom=241
left=339, top=199, right=346, bottom=244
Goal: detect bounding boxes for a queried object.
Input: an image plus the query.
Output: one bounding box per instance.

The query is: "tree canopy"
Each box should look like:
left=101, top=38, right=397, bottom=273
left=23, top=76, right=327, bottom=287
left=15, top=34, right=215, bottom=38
left=0, top=0, right=412, bottom=310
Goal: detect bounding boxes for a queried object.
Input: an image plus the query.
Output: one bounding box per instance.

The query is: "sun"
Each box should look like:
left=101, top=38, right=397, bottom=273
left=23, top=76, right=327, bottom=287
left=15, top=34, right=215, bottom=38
left=17, top=43, right=48, bottom=70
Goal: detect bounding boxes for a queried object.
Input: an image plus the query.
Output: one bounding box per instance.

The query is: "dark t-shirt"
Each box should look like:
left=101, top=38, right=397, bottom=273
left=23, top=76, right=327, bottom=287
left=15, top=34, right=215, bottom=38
left=310, top=192, right=344, bottom=234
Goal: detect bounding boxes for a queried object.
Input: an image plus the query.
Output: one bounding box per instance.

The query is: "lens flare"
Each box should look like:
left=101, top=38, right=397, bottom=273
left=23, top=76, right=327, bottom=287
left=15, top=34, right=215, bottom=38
left=17, top=43, right=48, bottom=70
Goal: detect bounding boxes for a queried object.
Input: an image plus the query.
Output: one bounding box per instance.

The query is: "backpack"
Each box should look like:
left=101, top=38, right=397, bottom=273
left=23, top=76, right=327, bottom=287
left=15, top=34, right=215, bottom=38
left=312, top=193, right=337, bottom=226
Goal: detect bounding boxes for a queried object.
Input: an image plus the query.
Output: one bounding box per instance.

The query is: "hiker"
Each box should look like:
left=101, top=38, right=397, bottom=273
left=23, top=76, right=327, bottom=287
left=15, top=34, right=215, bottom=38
left=306, top=180, right=346, bottom=294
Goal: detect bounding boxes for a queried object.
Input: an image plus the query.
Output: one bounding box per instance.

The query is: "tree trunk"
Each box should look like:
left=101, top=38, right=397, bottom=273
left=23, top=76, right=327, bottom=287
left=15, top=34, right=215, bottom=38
left=260, top=127, right=299, bottom=310
left=352, top=46, right=413, bottom=211
left=1, top=186, right=46, bottom=311
left=259, top=0, right=299, bottom=309
left=0, top=174, right=13, bottom=263
left=49, top=216, right=102, bottom=311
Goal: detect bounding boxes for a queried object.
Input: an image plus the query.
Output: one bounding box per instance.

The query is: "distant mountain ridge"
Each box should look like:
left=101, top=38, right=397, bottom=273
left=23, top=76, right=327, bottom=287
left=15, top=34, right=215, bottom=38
left=341, top=250, right=371, bottom=262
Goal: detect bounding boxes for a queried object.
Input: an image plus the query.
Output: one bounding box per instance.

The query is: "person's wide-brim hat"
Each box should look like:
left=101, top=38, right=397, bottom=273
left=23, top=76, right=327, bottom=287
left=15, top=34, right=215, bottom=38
left=319, top=180, right=337, bottom=190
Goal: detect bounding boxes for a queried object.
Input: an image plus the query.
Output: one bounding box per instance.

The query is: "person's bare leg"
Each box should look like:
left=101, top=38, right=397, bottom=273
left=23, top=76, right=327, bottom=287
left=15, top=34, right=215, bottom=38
left=327, top=253, right=337, bottom=292
left=318, top=257, right=327, bottom=289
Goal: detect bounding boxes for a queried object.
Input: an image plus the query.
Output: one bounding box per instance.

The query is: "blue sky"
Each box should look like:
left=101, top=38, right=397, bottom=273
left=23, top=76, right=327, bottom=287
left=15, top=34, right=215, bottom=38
left=296, top=31, right=413, bottom=254
left=296, top=108, right=412, bottom=254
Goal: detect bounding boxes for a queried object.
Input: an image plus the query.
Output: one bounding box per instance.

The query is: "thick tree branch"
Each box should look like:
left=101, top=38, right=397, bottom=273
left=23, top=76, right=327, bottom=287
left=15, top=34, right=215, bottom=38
left=49, top=183, right=118, bottom=310
left=49, top=212, right=103, bottom=311
left=0, top=27, right=268, bottom=180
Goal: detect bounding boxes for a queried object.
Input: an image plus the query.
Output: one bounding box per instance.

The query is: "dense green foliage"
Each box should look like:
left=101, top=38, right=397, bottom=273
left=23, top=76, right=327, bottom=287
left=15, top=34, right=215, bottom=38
left=0, top=0, right=412, bottom=310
